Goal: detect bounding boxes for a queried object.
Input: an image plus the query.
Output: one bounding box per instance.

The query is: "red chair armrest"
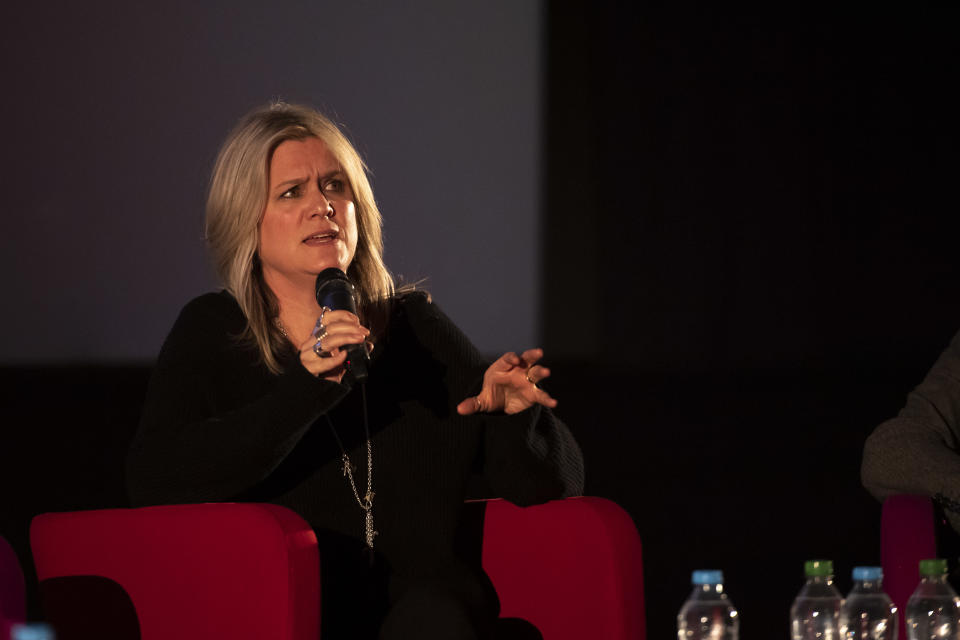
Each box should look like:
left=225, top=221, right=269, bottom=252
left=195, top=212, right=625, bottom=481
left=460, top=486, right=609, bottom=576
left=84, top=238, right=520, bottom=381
left=482, top=496, right=645, bottom=640
left=30, top=503, right=319, bottom=640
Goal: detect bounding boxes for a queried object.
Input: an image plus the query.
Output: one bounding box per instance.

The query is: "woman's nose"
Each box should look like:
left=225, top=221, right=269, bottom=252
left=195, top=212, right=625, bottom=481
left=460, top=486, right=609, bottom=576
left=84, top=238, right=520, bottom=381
left=311, top=190, right=334, bottom=218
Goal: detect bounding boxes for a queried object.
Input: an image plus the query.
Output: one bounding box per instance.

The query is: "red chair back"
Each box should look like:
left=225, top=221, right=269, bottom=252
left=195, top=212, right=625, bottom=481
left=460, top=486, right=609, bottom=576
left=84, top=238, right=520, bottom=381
left=30, top=503, right=319, bottom=640
left=482, top=497, right=646, bottom=640
left=881, top=495, right=937, bottom=640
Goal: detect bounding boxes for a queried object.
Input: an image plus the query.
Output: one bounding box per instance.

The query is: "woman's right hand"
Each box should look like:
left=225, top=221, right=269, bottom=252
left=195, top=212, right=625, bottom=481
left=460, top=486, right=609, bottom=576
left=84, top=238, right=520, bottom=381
left=297, top=310, right=370, bottom=383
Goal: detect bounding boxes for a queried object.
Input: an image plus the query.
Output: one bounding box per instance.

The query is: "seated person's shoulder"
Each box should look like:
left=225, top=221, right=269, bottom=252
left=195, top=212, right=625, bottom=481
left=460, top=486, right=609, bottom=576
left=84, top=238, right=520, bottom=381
left=391, top=289, right=481, bottom=364
left=175, top=291, right=245, bottom=332
left=395, top=287, right=432, bottom=306
left=947, top=329, right=960, bottom=353
left=159, top=291, right=248, bottom=363
left=394, top=288, right=460, bottom=333
left=180, top=290, right=242, bottom=317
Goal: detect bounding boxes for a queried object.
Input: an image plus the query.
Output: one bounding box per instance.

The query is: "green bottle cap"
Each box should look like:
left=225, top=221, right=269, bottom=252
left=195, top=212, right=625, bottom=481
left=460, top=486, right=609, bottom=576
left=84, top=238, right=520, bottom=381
left=804, top=560, right=834, bottom=577
left=919, top=559, right=948, bottom=576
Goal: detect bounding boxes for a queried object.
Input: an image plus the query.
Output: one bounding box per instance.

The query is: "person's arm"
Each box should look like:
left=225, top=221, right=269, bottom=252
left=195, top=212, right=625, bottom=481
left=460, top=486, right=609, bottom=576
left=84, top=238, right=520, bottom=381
left=126, top=294, right=350, bottom=506
left=401, top=293, right=585, bottom=506
left=475, top=404, right=585, bottom=506
left=861, top=330, right=960, bottom=510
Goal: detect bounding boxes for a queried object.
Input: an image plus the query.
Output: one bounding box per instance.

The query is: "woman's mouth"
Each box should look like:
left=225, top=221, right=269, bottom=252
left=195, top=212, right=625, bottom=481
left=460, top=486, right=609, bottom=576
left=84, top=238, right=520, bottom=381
left=303, top=231, right=339, bottom=245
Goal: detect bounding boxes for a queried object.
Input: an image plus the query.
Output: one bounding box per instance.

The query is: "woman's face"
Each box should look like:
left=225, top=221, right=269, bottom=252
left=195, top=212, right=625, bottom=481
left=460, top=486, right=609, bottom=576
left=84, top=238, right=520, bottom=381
left=259, top=137, right=358, bottom=291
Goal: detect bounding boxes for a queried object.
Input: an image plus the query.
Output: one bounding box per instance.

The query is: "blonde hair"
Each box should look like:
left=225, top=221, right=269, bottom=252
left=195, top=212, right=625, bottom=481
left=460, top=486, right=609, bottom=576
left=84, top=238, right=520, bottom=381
left=205, top=102, right=396, bottom=373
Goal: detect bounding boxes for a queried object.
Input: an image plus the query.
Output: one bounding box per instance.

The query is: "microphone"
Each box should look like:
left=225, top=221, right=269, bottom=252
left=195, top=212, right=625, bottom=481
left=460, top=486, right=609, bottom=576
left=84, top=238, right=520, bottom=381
left=315, top=268, right=370, bottom=383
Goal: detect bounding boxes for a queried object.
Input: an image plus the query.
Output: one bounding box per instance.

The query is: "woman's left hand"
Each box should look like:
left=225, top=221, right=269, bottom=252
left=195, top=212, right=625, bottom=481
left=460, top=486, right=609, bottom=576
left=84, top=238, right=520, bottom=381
left=457, top=348, right=558, bottom=416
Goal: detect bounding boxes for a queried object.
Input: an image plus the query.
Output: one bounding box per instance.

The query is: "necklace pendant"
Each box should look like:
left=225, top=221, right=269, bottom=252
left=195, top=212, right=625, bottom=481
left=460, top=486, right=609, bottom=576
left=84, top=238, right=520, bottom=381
left=364, top=490, right=375, bottom=507
left=341, top=454, right=352, bottom=477
left=364, top=510, right=378, bottom=549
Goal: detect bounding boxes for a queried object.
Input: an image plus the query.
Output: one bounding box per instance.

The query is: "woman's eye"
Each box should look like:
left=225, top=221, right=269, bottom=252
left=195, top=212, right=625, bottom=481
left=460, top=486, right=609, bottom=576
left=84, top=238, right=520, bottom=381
left=324, top=179, right=344, bottom=193
left=280, top=185, right=301, bottom=199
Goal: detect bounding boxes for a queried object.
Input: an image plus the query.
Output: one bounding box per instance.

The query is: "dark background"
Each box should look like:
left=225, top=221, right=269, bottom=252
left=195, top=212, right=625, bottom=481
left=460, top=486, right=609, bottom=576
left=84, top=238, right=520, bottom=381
left=543, top=4, right=960, bottom=638
left=3, top=4, right=960, bottom=639
left=0, top=0, right=543, bottom=361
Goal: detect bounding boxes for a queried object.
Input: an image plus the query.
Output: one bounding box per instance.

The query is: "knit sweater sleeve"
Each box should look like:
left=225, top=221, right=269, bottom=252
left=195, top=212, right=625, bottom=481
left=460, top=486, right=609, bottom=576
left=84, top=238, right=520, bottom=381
left=126, top=293, right=350, bottom=506
left=401, top=293, right=585, bottom=506
left=862, top=330, right=960, bottom=513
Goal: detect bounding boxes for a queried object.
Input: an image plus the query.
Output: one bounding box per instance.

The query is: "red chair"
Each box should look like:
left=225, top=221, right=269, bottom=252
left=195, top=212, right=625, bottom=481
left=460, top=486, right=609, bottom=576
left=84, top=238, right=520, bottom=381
left=484, top=497, right=645, bottom=640
left=1, top=534, right=27, bottom=639
left=880, top=494, right=938, bottom=640
left=31, top=503, right=319, bottom=640
left=31, top=497, right=645, bottom=640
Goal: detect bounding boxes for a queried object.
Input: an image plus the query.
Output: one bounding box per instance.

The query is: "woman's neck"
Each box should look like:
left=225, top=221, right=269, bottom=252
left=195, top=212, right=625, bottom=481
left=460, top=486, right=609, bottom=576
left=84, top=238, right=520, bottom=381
left=264, top=269, right=324, bottom=345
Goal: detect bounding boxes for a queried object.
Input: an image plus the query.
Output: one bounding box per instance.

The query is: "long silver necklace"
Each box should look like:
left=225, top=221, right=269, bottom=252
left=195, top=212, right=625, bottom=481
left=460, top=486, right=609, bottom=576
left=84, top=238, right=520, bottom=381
left=277, top=318, right=378, bottom=550
left=325, top=410, right=377, bottom=550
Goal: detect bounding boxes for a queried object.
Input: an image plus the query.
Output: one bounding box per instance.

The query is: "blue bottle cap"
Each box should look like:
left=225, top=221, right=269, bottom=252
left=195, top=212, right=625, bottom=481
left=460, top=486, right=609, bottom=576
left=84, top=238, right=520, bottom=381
left=10, top=624, right=56, bottom=640
left=692, top=569, right=724, bottom=585
left=852, top=566, right=883, bottom=581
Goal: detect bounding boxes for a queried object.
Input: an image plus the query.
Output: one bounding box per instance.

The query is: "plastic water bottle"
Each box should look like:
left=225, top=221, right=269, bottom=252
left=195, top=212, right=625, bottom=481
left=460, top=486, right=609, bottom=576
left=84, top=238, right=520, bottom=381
left=905, top=559, right=960, bottom=640
left=8, top=624, right=55, bottom=640
left=791, top=559, right=843, bottom=640
left=677, top=569, right=739, bottom=640
left=839, top=566, right=898, bottom=640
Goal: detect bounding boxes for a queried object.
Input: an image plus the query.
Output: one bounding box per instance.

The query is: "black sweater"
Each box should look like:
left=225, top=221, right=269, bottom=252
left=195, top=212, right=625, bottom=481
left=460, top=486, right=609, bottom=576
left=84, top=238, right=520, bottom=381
left=126, top=290, right=584, bottom=637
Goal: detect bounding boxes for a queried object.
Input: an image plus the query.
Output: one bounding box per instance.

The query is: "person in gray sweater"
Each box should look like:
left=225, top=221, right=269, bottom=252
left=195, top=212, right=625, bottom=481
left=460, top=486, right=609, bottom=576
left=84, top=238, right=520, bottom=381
left=862, top=330, right=960, bottom=529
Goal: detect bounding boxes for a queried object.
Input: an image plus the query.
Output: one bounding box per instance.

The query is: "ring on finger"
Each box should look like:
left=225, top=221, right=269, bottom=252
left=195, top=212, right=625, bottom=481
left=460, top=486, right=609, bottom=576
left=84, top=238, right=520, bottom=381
left=312, top=314, right=328, bottom=339
left=525, top=367, right=537, bottom=385
left=313, top=333, right=332, bottom=358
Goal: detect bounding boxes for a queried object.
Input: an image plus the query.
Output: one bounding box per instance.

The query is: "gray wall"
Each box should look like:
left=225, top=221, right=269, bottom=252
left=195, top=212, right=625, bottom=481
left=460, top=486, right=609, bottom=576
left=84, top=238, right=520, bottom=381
left=0, top=0, right=541, bottom=362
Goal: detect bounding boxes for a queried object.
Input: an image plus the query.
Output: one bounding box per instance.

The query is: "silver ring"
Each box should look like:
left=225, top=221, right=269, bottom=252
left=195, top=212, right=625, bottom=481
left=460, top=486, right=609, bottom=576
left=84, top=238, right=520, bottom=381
left=313, top=332, right=332, bottom=358
left=312, top=308, right=329, bottom=338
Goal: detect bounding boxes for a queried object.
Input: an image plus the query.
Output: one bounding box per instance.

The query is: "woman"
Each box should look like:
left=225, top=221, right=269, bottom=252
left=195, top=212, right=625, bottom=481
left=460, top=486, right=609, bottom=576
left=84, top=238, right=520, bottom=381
left=126, top=102, right=584, bottom=639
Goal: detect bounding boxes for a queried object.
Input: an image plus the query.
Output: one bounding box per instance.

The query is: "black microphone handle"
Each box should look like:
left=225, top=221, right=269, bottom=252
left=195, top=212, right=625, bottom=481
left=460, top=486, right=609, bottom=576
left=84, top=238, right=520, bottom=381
left=316, top=285, right=358, bottom=316
left=340, top=342, right=369, bottom=383
left=315, top=268, right=369, bottom=383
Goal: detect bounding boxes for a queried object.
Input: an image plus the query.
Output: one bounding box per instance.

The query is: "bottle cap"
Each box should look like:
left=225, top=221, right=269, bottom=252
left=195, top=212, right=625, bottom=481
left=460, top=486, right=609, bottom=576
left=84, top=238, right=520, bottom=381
left=852, top=566, right=883, bottom=581
left=10, top=624, right=56, bottom=640
left=804, top=559, right=834, bottom=577
left=919, top=559, right=948, bottom=576
left=692, top=569, right=724, bottom=585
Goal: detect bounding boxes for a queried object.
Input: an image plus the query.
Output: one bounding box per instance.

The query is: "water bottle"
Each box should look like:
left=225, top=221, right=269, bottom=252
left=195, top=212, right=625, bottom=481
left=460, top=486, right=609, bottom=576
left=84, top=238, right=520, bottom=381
left=839, top=566, right=898, bottom=640
left=8, top=624, right=55, bottom=640
left=677, top=569, right=739, bottom=640
left=791, top=559, right=843, bottom=640
left=905, top=559, right=960, bottom=640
